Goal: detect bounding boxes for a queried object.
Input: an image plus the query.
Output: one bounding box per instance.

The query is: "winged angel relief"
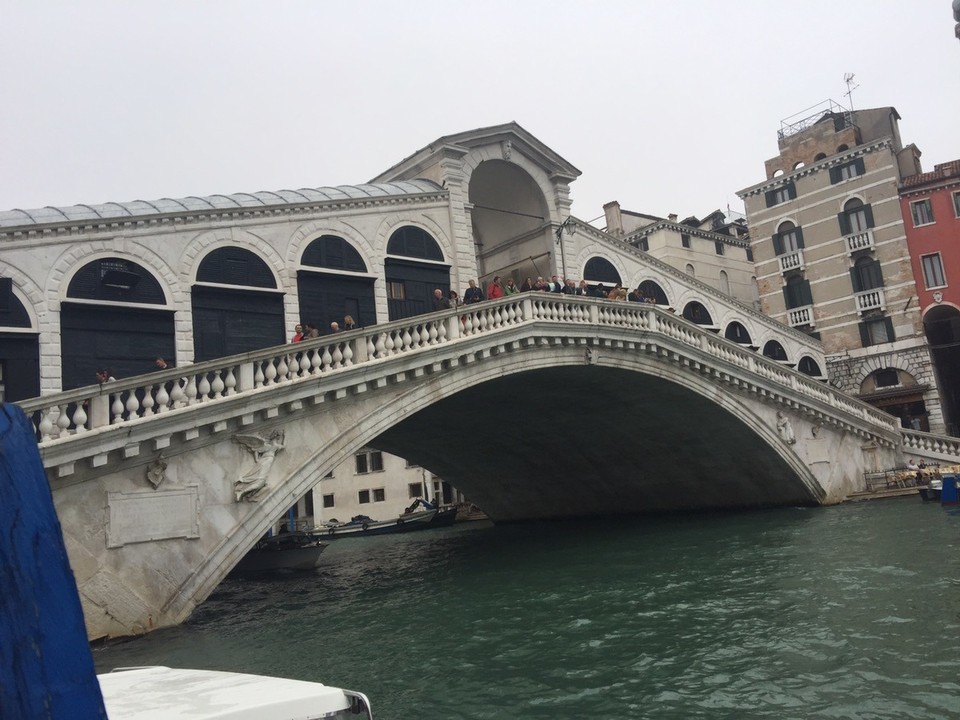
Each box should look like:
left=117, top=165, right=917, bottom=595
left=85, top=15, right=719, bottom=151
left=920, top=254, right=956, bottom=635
left=232, top=431, right=286, bottom=502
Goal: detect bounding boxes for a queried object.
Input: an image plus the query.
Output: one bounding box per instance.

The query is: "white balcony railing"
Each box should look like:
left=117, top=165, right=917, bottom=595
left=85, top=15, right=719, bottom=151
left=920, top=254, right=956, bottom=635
left=855, top=287, right=885, bottom=314
left=778, top=249, right=805, bottom=274
left=787, top=305, right=815, bottom=328
left=845, top=229, right=875, bottom=254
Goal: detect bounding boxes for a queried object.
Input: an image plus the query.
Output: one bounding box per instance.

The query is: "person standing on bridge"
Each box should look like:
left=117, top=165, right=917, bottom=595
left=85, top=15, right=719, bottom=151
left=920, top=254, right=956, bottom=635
left=291, top=324, right=304, bottom=343
left=432, top=288, right=451, bottom=311
left=487, top=276, right=504, bottom=300
left=463, top=279, right=484, bottom=304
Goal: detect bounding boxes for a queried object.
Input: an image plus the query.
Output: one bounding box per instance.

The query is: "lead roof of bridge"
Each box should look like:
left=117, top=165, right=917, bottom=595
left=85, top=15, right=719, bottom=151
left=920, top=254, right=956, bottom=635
left=0, top=179, right=444, bottom=229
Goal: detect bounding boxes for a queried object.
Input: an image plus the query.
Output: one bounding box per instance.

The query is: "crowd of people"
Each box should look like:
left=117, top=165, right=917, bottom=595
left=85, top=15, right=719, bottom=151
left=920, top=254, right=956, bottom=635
left=290, top=315, right=357, bottom=342
left=432, top=275, right=661, bottom=310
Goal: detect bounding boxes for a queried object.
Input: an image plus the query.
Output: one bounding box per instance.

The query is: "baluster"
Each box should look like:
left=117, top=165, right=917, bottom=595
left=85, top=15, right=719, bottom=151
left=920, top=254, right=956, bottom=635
left=321, top=345, right=333, bottom=371
left=300, top=352, right=312, bottom=375
left=111, top=393, right=125, bottom=423
left=463, top=313, right=474, bottom=336
left=198, top=374, right=212, bottom=400
left=185, top=376, right=199, bottom=405
left=402, top=328, right=414, bottom=351
left=211, top=371, right=225, bottom=399
left=436, top=320, right=447, bottom=343
left=368, top=335, right=378, bottom=360
left=423, top=324, right=434, bottom=346
left=125, top=391, right=141, bottom=419
left=384, top=331, right=396, bottom=355
left=155, top=383, right=170, bottom=413
left=38, top=408, right=55, bottom=441
left=374, top=333, right=386, bottom=358
left=276, top=356, right=289, bottom=382
left=478, top=312, right=489, bottom=332
left=170, top=378, right=186, bottom=408
left=224, top=367, right=237, bottom=396
left=263, top=358, right=277, bottom=385
left=342, top=342, right=354, bottom=366
left=254, top=363, right=265, bottom=388
left=309, top=348, right=322, bottom=374
left=332, top=344, right=344, bottom=369
left=72, top=402, right=88, bottom=433
left=142, top=386, right=156, bottom=416
left=55, top=404, right=71, bottom=437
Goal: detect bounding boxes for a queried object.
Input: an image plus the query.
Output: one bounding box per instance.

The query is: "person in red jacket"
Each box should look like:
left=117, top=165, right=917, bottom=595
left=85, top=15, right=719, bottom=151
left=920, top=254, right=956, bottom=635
left=487, top=275, right=504, bottom=300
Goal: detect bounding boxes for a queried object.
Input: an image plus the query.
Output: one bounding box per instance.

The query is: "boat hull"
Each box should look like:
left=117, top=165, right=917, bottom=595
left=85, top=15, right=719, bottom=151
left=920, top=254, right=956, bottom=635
left=323, top=507, right=458, bottom=539
left=231, top=533, right=328, bottom=575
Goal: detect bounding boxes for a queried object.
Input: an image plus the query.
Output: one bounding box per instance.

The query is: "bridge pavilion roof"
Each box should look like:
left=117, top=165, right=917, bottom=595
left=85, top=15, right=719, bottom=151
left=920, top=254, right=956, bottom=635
left=0, top=179, right=444, bottom=230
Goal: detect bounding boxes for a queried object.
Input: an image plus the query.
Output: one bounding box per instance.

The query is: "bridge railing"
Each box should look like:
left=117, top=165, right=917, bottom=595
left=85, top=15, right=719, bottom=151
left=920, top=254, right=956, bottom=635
left=17, top=294, right=900, bottom=445
left=900, top=428, right=960, bottom=459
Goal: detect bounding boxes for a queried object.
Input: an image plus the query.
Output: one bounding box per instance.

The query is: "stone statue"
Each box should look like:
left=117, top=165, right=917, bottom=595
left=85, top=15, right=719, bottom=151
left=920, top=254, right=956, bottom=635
left=776, top=411, right=796, bottom=445
left=233, top=431, right=285, bottom=502
left=146, top=456, right=167, bottom=489
left=501, top=139, right=512, bottom=160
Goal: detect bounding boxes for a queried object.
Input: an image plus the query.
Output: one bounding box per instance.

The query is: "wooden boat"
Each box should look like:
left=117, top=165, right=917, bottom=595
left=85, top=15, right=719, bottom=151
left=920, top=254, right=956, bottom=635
left=917, top=477, right=942, bottom=502
left=321, top=504, right=458, bottom=539
left=230, top=531, right=328, bottom=575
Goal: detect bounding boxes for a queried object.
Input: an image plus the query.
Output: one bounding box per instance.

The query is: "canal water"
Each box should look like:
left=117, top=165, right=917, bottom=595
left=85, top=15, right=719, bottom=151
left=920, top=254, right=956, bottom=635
left=93, top=499, right=960, bottom=719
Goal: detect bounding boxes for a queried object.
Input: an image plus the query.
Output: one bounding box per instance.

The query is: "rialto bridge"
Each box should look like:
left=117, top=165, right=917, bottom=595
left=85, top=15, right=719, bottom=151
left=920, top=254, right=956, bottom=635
left=15, top=295, right=960, bottom=641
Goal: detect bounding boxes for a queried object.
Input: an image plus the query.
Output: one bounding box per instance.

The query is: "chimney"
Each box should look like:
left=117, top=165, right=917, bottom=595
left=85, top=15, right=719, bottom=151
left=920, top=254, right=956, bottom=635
left=603, top=201, right=624, bottom=236
left=668, top=213, right=678, bottom=223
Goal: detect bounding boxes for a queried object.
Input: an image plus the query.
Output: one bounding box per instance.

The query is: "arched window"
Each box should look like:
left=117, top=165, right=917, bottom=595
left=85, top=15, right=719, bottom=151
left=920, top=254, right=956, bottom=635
left=793, top=161, right=805, bottom=170
left=837, top=144, right=849, bottom=153
left=583, top=257, right=621, bottom=286
left=638, top=280, right=669, bottom=305
left=197, top=247, right=277, bottom=288
left=719, top=270, right=730, bottom=295
left=762, top=340, right=788, bottom=361
left=301, top=235, right=367, bottom=272
left=685, top=263, right=695, bottom=278
left=797, top=356, right=822, bottom=377
left=814, top=153, right=827, bottom=162
left=772, top=169, right=784, bottom=178
left=386, top=226, right=444, bottom=261
left=724, top=321, right=752, bottom=345
left=0, top=281, right=39, bottom=401
left=773, top=221, right=804, bottom=257
left=682, top=301, right=713, bottom=326
left=67, top=257, right=166, bottom=304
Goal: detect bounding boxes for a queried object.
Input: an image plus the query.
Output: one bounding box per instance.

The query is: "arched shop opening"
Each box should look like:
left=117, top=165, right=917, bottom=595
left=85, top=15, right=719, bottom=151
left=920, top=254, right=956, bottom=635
left=297, top=235, right=376, bottom=332
left=858, top=367, right=929, bottom=432
left=724, top=321, right=753, bottom=346
left=923, top=304, right=960, bottom=436
left=60, top=258, right=175, bottom=390
left=384, top=226, right=449, bottom=321
left=0, top=278, right=39, bottom=401
left=797, top=356, right=823, bottom=378
left=682, top=301, right=714, bottom=327
left=583, top=257, right=621, bottom=292
left=192, top=247, right=284, bottom=361
left=638, top=280, right=669, bottom=305
left=762, top=340, right=789, bottom=362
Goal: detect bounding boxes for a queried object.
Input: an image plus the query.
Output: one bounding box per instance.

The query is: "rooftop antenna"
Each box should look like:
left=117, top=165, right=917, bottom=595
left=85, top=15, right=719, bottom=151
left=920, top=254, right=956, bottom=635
left=843, top=73, right=859, bottom=110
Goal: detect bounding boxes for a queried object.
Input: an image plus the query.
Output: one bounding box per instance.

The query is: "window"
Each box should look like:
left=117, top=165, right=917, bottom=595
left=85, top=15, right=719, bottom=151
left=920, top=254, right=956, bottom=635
left=373, top=488, right=385, bottom=502
left=358, top=489, right=370, bottom=504
left=387, top=281, right=406, bottom=300
left=322, top=493, right=335, bottom=508
left=859, top=317, right=895, bottom=347
left=746, top=247, right=754, bottom=262
left=875, top=368, right=900, bottom=388
left=921, top=253, right=946, bottom=288
left=719, top=270, right=730, bottom=295
left=838, top=199, right=874, bottom=235
left=681, top=233, right=691, bottom=248
left=714, top=241, right=724, bottom=256
left=765, top=182, right=796, bottom=207
left=772, top=221, right=804, bottom=255
left=783, top=275, right=813, bottom=309
left=910, top=199, right=934, bottom=227
left=637, top=238, right=649, bottom=252
left=355, top=449, right=383, bottom=474
left=408, top=482, right=423, bottom=498
left=829, top=158, right=865, bottom=184
left=850, top=257, right=884, bottom=292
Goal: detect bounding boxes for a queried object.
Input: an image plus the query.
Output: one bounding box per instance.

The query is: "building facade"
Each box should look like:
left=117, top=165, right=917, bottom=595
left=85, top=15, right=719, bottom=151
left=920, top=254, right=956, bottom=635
left=737, top=103, right=947, bottom=433
left=899, top=160, right=960, bottom=435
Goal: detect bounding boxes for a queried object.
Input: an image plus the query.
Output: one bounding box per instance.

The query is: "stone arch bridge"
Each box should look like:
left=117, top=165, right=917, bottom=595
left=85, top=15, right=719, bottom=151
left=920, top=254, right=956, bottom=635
left=16, top=295, right=958, bottom=640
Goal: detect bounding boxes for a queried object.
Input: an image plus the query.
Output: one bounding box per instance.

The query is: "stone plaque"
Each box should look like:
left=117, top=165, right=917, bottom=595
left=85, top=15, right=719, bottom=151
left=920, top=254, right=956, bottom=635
left=106, top=486, right=200, bottom=548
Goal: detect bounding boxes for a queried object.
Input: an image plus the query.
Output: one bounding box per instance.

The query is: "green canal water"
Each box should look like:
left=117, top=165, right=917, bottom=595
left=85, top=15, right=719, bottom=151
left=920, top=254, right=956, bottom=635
left=93, top=499, right=960, bottom=719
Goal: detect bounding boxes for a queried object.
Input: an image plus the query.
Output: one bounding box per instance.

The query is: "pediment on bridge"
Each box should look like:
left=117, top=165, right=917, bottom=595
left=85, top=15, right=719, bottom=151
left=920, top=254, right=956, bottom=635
left=370, top=121, right=582, bottom=185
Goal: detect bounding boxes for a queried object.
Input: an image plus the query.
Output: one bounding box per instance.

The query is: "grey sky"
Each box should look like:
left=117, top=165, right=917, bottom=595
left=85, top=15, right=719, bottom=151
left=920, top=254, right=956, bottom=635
left=1, top=0, right=956, bottom=225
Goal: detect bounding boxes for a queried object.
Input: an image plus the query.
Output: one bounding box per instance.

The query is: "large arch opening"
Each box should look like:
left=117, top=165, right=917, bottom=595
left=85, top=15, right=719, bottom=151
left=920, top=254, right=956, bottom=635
left=583, top=257, right=622, bottom=292
left=923, top=304, right=960, bottom=435
left=468, top=159, right=551, bottom=284
left=858, top=367, right=929, bottom=432
left=192, top=247, right=284, bottom=361
left=0, top=280, right=39, bottom=401
left=638, top=280, right=669, bottom=305
left=682, top=301, right=714, bottom=326
left=724, top=321, right=753, bottom=346
left=61, top=258, right=174, bottom=389
left=384, top=226, right=449, bottom=321
left=297, top=235, right=376, bottom=332
left=762, top=340, right=788, bottom=362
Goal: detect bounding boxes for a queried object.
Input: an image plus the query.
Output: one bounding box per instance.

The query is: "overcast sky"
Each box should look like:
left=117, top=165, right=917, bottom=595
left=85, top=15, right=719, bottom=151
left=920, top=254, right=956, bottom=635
left=2, top=0, right=957, bottom=225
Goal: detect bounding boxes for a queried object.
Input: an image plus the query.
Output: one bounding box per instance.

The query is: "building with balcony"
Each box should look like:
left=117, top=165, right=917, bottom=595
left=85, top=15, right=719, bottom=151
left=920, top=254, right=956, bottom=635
left=737, top=101, right=947, bottom=433
left=900, top=159, right=960, bottom=435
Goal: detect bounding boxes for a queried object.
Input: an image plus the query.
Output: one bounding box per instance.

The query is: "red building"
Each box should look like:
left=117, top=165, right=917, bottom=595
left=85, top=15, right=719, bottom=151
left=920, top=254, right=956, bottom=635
left=900, top=160, right=960, bottom=435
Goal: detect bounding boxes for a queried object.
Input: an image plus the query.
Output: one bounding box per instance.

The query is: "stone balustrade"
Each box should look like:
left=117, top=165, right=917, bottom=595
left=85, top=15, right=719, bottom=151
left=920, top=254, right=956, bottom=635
left=845, top=229, right=875, bottom=254
left=778, top=249, right=805, bottom=274
left=17, top=294, right=902, bottom=454
left=854, top=288, right=886, bottom=314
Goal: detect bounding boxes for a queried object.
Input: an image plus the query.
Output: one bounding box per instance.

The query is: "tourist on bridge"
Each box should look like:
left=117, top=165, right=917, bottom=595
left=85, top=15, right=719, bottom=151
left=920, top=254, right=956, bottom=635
left=291, top=324, right=304, bottom=343
left=520, top=277, right=534, bottom=292
left=304, top=323, right=319, bottom=339
left=433, top=288, right=452, bottom=311
left=329, top=321, right=340, bottom=333
left=575, top=280, right=591, bottom=296
left=343, top=315, right=357, bottom=331
left=463, top=279, right=484, bottom=304
left=487, top=276, right=504, bottom=300
left=154, top=357, right=173, bottom=370
left=561, top=278, right=577, bottom=294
